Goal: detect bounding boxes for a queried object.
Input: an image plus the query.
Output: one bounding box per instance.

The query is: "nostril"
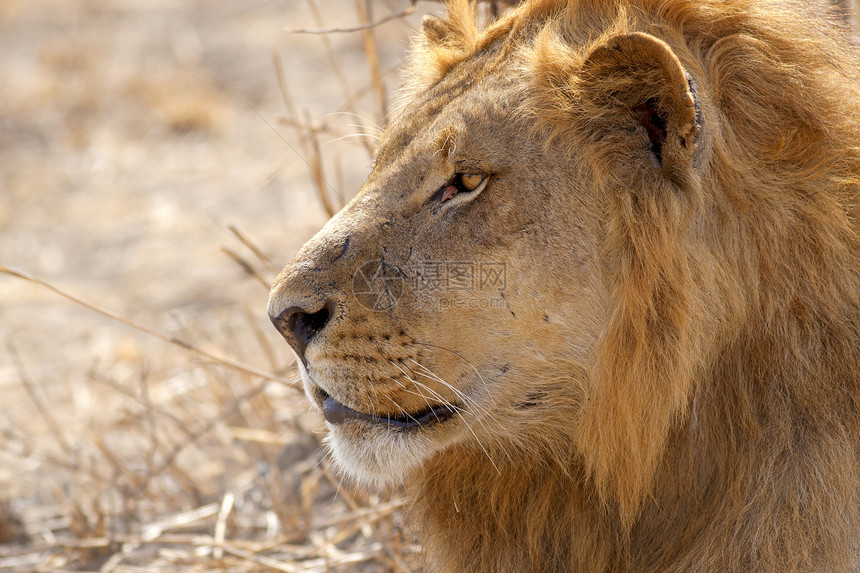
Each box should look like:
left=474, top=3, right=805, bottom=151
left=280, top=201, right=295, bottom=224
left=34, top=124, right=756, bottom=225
left=273, top=304, right=331, bottom=359
left=290, top=306, right=330, bottom=347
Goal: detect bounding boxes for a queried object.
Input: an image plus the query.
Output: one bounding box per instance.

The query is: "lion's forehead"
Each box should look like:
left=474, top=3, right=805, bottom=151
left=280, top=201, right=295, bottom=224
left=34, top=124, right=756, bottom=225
left=375, top=49, right=524, bottom=170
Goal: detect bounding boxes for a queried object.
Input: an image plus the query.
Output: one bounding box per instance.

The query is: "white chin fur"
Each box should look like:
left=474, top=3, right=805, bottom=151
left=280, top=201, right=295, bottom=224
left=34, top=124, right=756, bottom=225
left=324, top=423, right=440, bottom=487
left=302, top=368, right=464, bottom=487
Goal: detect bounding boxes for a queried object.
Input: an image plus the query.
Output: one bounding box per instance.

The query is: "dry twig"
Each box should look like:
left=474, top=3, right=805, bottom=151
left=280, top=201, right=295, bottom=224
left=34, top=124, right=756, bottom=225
left=284, top=2, right=417, bottom=34
left=7, top=344, right=74, bottom=454
left=0, top=267, right=298, bottom=390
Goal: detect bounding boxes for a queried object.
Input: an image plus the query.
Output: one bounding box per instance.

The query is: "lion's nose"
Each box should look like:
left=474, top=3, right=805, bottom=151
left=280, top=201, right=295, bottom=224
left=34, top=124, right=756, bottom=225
left=268, top=229, right=351, bottom=361
left=270, top=303, right=332, bottom=361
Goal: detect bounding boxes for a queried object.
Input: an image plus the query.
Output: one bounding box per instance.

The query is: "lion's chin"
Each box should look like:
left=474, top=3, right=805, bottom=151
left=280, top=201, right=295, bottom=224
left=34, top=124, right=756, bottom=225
left=300, top=368, right=469, bottom=486
left=323, top=419, right=460, bottom=488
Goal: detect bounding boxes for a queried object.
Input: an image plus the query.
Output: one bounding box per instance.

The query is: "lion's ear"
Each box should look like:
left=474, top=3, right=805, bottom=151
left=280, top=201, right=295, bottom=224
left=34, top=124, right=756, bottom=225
left=403, top=2, right=479, bottom=98
left=419, top=2, right=477, bottom=50
left=576, top=32, right=701, bottom=180
left=422, top=14, right=456, bottom=45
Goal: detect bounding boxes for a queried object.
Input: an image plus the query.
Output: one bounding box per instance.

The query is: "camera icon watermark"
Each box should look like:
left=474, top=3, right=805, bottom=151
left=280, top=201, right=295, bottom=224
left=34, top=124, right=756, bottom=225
left=351, top=260, right=406, bottom=311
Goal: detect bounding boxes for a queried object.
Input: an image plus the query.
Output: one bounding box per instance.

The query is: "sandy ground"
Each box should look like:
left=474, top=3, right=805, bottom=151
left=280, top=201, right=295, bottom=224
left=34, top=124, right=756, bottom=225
left=0, top=0, right=417, bottom=376
left=0, top=0, right=424, bottom=570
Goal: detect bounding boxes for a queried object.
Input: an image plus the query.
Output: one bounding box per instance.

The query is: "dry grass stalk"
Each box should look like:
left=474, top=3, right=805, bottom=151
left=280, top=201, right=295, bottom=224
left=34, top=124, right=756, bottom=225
left=355, top=0, right=389, bottom=120
left=8, top=344, right=74, bottom=454
left=262, top=70, right=341, bottom=217
left=219, top=246, right=271, bottom=290
left=284, top=3, right=417, bottom=34
left=211, top=492, right=234, bottom=559
left=296, top=1, right=376, bottom=156
left=226, top=225, right=279, bottom=276
left=0, top=267, right=299, bottom=390
left=307, top=131, right=338, bottom=218
left=0, top=2, right=436, bottom=571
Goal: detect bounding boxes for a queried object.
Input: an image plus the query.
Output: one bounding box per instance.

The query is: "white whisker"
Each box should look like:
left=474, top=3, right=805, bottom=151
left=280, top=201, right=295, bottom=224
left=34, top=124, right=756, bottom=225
left=411, top=341, right=497, bottom=409
left=387, top=373, right=435, bottom=413
left=383, top=394, right=420, bottom=426
left=323, top=133, right=381, bottom=146
left=406, top=358, right=506, bottom=432
left=389, top=360, right=502, bottom=475
left=403, top=358, right=512, bottom=464
left=326, top=111, right=384, bottom=133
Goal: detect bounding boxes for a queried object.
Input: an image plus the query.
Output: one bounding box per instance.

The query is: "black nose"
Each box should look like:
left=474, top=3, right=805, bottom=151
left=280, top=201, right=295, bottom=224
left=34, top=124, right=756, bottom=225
left=271, top=304, right=331, bottom=360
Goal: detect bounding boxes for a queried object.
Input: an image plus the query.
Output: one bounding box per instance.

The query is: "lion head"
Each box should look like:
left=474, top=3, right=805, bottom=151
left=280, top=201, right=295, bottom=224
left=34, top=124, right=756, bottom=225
left=270, top=1, right=860, bottom=570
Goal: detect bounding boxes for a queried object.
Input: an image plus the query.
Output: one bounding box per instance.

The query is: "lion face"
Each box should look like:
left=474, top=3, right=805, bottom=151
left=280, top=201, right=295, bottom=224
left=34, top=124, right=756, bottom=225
left=268, top=58, right=606, bottom=486
left=269, top=3, right=710, bottom=508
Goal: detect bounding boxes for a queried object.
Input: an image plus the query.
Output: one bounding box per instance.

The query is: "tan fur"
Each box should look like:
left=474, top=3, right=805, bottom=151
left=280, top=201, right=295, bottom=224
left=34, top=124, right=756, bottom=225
left=269, top=0, right=860, bottom=570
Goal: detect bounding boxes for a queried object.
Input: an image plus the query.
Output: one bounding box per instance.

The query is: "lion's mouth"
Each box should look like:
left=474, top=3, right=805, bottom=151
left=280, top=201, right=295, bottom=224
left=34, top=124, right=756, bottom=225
left=320, top=390, right=457, bottom=429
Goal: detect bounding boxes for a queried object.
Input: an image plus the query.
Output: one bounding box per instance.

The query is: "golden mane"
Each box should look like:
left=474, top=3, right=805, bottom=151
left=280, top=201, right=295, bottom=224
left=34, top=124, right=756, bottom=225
left=403, top=0, right=860, bottom=568
left=271, top=1, right=860, bottom=570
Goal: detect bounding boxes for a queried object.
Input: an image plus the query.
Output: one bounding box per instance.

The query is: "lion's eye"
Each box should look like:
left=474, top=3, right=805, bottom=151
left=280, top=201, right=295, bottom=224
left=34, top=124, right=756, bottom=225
left=460, top=173, right=483, bottom=191
left=438, top=173, right=487, bottom=203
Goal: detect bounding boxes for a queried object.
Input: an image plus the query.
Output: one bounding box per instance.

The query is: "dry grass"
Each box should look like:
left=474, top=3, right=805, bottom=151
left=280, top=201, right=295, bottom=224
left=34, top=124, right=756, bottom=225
left=0, top=0, right=855, bottom=571
left=0, top=0, right=427, bottom=570
left=0, top=255, right=422, bottom=573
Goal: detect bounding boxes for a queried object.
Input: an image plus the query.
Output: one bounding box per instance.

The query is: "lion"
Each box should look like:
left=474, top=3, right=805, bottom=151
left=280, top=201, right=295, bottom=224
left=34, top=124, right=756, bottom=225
left=268, top=0, right=860, bottom=570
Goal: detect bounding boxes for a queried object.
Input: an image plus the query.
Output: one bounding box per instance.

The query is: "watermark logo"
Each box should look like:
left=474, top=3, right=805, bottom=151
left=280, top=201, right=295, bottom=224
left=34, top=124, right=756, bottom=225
left=352, top=260, right=506, bottom=311
left=412, top=261, right=507, bottom=292
left=351, top=260, right=406, bottom=311
left=479, top=262, right=506, bottom=291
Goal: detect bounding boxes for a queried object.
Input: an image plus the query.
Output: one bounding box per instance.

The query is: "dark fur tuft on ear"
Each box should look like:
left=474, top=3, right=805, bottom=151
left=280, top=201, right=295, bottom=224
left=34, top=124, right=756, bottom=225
left=396, top=1, right=480, bottom=111
left=633, top=99, right=669, bottom=166
left=422, top=13, right=456, bottom=45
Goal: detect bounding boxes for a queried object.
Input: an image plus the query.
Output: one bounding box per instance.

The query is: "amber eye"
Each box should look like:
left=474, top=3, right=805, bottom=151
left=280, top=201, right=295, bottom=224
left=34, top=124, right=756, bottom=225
left=460, top=173, right=483, bottom=191
left=438, top=173, right=487, bottom=203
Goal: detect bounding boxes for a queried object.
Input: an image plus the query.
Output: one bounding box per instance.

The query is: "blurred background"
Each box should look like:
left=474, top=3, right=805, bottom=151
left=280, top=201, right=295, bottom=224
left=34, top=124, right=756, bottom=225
left=0, top=0, right=426, bottom=570
left=0, top=0, right=856, bottom=571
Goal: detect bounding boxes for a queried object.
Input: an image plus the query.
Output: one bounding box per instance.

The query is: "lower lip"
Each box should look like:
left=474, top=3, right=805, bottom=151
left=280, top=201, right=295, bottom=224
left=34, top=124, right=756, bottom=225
left=322, top=394, right=457, bottom=429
